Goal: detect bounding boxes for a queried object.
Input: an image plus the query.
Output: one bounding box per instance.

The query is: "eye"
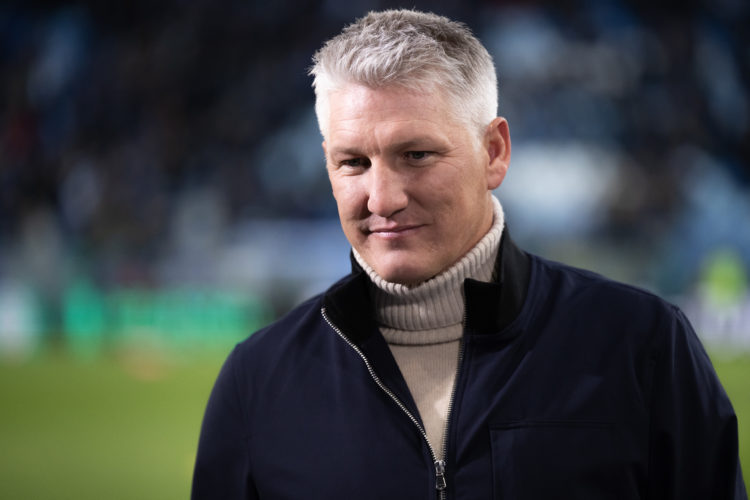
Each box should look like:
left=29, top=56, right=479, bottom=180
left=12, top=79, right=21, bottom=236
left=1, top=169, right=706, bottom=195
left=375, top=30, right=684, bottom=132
left=405, top=151, right=431, bottom=161
left=340, top=157, right=370, bottom=168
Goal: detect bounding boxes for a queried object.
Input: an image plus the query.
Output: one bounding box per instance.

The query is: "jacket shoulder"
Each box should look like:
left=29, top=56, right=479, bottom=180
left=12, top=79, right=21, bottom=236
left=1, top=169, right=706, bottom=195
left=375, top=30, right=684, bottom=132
left=230, top=271, right=361, bottom=366
left=532, top=254, right=679, bottom=317
left=525, top=254, right=694, bottom=355
left=233, top=292, right=326, bottom=357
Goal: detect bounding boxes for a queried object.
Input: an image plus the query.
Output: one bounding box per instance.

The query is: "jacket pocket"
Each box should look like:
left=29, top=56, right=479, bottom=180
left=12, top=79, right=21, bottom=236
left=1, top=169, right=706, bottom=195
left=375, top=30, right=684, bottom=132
left=490, top=421, right=629, bottom=499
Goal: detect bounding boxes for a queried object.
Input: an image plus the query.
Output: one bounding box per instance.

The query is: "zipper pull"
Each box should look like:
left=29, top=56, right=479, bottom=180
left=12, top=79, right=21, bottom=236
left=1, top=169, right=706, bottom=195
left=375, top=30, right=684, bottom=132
left=435, top=460, right=447, bottom=491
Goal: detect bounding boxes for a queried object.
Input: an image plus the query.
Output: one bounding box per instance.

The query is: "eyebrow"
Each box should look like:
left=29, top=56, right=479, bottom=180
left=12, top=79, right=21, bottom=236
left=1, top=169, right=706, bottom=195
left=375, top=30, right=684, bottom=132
left=328, top=147, right=363, bottom=157
left=328, top=136, right=445, bottom=157
left=387, top=138, right=440, bottom=151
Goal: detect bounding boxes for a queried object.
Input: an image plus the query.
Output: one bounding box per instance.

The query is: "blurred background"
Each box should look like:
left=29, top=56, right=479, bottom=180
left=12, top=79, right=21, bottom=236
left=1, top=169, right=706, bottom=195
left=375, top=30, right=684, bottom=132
left=1, top=0, right=748, bottom=497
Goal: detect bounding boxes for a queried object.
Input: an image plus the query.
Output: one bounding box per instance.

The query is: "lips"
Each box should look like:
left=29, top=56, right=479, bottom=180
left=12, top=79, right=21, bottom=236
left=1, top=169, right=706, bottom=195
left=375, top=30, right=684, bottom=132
left=368, top=224, right=421, bottom=234
left=365, top=224, right=424, bottom=241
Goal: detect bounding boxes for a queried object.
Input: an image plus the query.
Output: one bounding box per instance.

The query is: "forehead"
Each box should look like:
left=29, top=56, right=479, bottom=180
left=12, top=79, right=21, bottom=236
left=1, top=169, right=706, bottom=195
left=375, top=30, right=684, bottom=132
left=325, top=84, right=464, bottom=143
left=330, top=84, right=446, bottom=118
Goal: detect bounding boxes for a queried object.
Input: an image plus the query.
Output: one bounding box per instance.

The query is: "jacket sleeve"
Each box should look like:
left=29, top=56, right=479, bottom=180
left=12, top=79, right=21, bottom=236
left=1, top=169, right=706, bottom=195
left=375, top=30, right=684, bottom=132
left=647, top=306, right=747, bottom=499
left=192, top=346, right=258, bottom=500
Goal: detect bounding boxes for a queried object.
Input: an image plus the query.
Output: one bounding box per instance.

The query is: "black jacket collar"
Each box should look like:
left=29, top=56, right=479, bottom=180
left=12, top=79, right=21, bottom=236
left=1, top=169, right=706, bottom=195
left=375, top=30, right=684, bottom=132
left=322, top=228, right=531, bottom=346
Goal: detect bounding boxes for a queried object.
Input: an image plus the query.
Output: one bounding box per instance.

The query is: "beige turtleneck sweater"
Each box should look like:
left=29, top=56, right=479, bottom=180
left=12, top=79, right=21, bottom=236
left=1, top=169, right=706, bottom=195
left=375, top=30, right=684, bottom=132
left=353, top=196, right=505, bottom=458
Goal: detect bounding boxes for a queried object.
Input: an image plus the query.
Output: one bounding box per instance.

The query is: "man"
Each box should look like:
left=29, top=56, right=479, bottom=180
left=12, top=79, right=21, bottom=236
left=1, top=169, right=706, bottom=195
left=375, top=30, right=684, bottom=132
left=193, top=9, right=746, bottom=499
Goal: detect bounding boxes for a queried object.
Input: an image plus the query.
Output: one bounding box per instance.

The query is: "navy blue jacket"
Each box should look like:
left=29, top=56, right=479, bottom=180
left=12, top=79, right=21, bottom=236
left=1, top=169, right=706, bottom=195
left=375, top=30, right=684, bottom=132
left=192, top=234, right=747, bottom=499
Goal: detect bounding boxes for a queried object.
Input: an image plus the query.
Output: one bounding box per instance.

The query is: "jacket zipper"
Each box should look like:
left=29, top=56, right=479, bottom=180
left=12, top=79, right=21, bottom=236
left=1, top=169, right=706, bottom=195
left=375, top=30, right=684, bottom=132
left=322, top=307, right=449, bottom=497
left=437, top=335, right=464, bottom=500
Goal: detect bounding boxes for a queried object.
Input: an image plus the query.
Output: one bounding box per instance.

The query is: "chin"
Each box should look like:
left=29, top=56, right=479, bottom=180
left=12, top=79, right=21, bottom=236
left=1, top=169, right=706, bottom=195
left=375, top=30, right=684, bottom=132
left=376, top=264, right=430, bottom=287
left=363, top=249, right=435, bottom=285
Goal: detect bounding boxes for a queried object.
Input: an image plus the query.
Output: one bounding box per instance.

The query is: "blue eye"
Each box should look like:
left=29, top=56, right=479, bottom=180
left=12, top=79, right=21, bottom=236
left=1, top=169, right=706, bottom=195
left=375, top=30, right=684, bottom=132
left=406, top=151, right=429, bottom=160
left=341, top=158, right=370, bottom=167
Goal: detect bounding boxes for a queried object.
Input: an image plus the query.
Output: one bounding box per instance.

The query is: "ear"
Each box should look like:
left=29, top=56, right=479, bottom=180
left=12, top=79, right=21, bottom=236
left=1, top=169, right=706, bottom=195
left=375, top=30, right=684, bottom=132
left=484, top=117, right=511, bottom=190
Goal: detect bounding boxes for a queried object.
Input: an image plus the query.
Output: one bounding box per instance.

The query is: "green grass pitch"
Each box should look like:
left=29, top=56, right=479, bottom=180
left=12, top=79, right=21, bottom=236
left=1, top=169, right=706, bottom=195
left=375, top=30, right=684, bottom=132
left=0, top=351, right=222, bottom=500
left=0, top=350, right=748, bottom=498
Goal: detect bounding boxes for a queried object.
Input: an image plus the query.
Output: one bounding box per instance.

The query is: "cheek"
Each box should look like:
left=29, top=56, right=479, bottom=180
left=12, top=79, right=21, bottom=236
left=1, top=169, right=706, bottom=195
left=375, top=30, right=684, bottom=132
left=330, top=178, right=363, bottom=217
left=419, top=174, right=468, bottom=211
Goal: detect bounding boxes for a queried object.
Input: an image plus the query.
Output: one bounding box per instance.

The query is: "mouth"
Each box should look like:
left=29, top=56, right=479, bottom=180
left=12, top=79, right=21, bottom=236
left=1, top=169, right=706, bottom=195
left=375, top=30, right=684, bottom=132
left=367, top=224, right=423, bottom=239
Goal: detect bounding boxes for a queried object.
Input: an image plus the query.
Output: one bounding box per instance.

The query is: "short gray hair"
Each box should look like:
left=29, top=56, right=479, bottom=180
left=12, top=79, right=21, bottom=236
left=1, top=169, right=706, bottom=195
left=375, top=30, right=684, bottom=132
left=310, top=9, right=498, bottom=140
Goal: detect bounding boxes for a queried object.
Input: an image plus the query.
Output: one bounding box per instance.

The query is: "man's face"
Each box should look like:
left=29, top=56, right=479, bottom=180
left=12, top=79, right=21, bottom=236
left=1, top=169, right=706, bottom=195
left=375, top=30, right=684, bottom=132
left=323, top=84, right=510, bottom=285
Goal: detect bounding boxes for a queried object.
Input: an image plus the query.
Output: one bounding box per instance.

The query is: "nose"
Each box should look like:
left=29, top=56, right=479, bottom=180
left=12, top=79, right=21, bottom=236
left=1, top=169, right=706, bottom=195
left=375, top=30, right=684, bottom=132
left=366, top=161, right=409, bottom=218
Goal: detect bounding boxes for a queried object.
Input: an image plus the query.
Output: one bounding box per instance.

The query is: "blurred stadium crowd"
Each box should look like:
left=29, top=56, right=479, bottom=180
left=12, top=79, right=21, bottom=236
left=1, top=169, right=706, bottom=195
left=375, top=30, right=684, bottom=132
left=0, top=0, right=749, bottom=357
